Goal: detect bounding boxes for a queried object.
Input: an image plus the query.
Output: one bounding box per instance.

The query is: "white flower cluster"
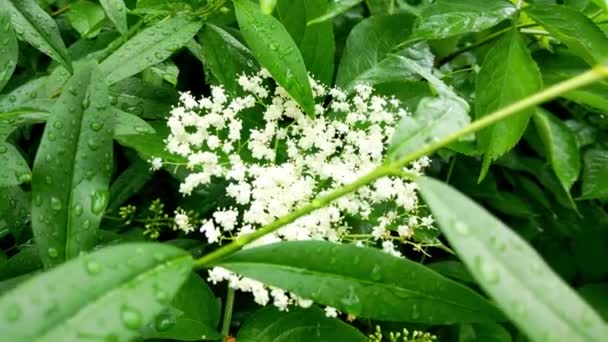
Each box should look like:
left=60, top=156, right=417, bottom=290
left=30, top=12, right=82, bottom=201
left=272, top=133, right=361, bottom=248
left=159, top=69, right=434, bottom=313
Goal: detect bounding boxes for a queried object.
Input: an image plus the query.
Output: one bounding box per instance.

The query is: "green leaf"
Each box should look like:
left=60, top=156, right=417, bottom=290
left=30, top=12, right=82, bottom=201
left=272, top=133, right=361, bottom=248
left=143, top=60, right=180, bottom=87
left=0, top=9, right=18, bottom=92
left=0, top=142, right=31, bottom=187
left=237, top=306, right=367, bottom=342
left=591, top=0, right=608, bottom=10
left=537, top=51, right=608, bottom=112
left=387, top=57, right=470, bottom=160
left=475, top=30, right=542, bottom=180
left=427, top=260, right=475, bottom=284
left=416, top=176, right=608, bottom=342
left=113, top=109, right=156, bottom=138
left=68, top=0, right=106, bottom=38
left=109, top=77, right=179, bottom=119
left=580, top=149, right=608, bottom=200
left=198, top=24, right=257, bottom=94
left=464, top=323, right=512, bottom=342
left=307, top=0, right=363, bottom=25
left=0, top=246, right=41, bottom=281
left=116, top=121, right=186, bottom=164
left=0, top=243, right=193, bottom=341
left=107, top=157, right=152, bottom=213
left=100, top=16, right=203, bottom=85
left=533, top=109, right=580, bottom=193
left=144, top=273, right=221, bottom=341
left=336, top=14, right=416, bottom=89
left=0, top=186, right=31, bottom=242
left=260, top=0, right=278, bottom=15
left=31, top=63, right=114, bottom=268
left=525, top=5, right=608, bottom=65
left=100, top=0, right=128, bottom=35
left=234, top=0, right=315, bottom=115
left=277, top=0, right=335, bottom=86
left=217, top=240, right=504, bottom=323
left=414, top=0, right=516, bottom=40
left=578, top=283, right=608, bottom=321
left=2, top=0, right=72, bottom=72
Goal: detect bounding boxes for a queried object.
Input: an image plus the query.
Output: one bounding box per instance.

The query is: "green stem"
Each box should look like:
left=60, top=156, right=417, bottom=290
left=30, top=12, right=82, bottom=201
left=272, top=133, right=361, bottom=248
left=220, top=286, right=235, bottom=338
left=193, top=65, right=608, bottom=269
left=438, top=23, right=539, bottom=65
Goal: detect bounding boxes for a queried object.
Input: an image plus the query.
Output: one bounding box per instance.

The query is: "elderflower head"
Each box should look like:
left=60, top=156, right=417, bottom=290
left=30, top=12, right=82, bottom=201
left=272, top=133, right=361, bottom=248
left=162, top=69, right=434, bottom=310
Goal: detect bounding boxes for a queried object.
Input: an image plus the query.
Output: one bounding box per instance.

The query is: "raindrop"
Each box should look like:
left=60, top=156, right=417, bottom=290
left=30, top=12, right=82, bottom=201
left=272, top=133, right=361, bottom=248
left=582, top=309, right=596, bottom=326
left=86, top=261, right=102, bottom=275
left=155, top=288, right=169, bottom=304
left=87, top=138, right=100, bottom=151
left=48, top=247, right=59, bottom=258
left=8, top=95, right=16, bottom=103
left=90, top=122, right=103, bottom=131
left=50, top=197, right=62, bottom=211
left=73, top=204, right=83, bottom=217
left=48, top=133, right=56, bottom=141
left=154, top=51, right=163, bottom=59
left=512, top=300, right=527, bottom=317
left=475, top=256, right=499, bottom=284
left=53, top=121, right=64, bottom=129
left=340, top=286, right=362, bottom=316
left=68, top=87, right=78, bottom=96
left=17, top=173, right=31, bottom=183
left=5, top=303, right=21, bottom=322
left=121, top=307, right=143, bottom=330
left=0, top=145, right=7, bottom=154
left=154, top=313, right=175, bottom=332
left=453, top=221, right=469, bottom=235
left=82, top=96, right=90, bottom=109
left=34, top=194, right=42, bottom=206
left=370, top=264, right=382, bottom=281
left=90, top=190, right=109, bottom=214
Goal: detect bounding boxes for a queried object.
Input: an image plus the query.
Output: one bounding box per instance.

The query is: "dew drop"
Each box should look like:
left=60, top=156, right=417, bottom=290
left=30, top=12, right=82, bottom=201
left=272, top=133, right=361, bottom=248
left=17, top=172, right=31, bottom=183
left=50, top=197, right=62, bottom=211
left=0, top=145, right=7, bottom=154
left=53, top=121, right=64, bottom=129
left=5, top=303, right=21, bottom=322
left=90, top=190, right=109, bottom=214
left=90, top=122, right=103, bottom=131
left=48, top=247, right=59, bottom=258
left=475, top=256, right=499, bottom=284
left=73, top=204, right=83, bottom=217
left=121, top=307, right=143, bottom=330
left=154, top=313, right=175, bottom=332
left=86, top=261, right=102, bottom=275
left=512, top=300, right=527, bottom=317
left=454, top=221, right=469, bottom=235
left=340, top=286, right=362, bottom=316
left=68, top=87, right=78, bottom=96
left=87, top=138, right=100, bottom=151
left=370, top=264, right=382, bottom=281
left=155, top=288, right=169, bottom=304
left=8, top=95, right=16, bottom=103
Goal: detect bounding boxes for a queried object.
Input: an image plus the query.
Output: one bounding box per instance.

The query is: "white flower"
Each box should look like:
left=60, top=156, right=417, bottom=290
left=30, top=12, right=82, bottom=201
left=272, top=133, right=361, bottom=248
left=149, top=157, right=163, bottom=171
left=324, top=306, right=339, bottom=318
left=200, top=220, right=221, bottom=243
left=164, top=70, right=435, bottom=312
left=174, top=210, right=194, bottom=233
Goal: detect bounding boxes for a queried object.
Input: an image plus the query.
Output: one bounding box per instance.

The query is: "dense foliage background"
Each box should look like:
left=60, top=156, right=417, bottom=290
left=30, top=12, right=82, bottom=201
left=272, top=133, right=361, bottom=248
left=1, top=0, right=608, bottom=341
